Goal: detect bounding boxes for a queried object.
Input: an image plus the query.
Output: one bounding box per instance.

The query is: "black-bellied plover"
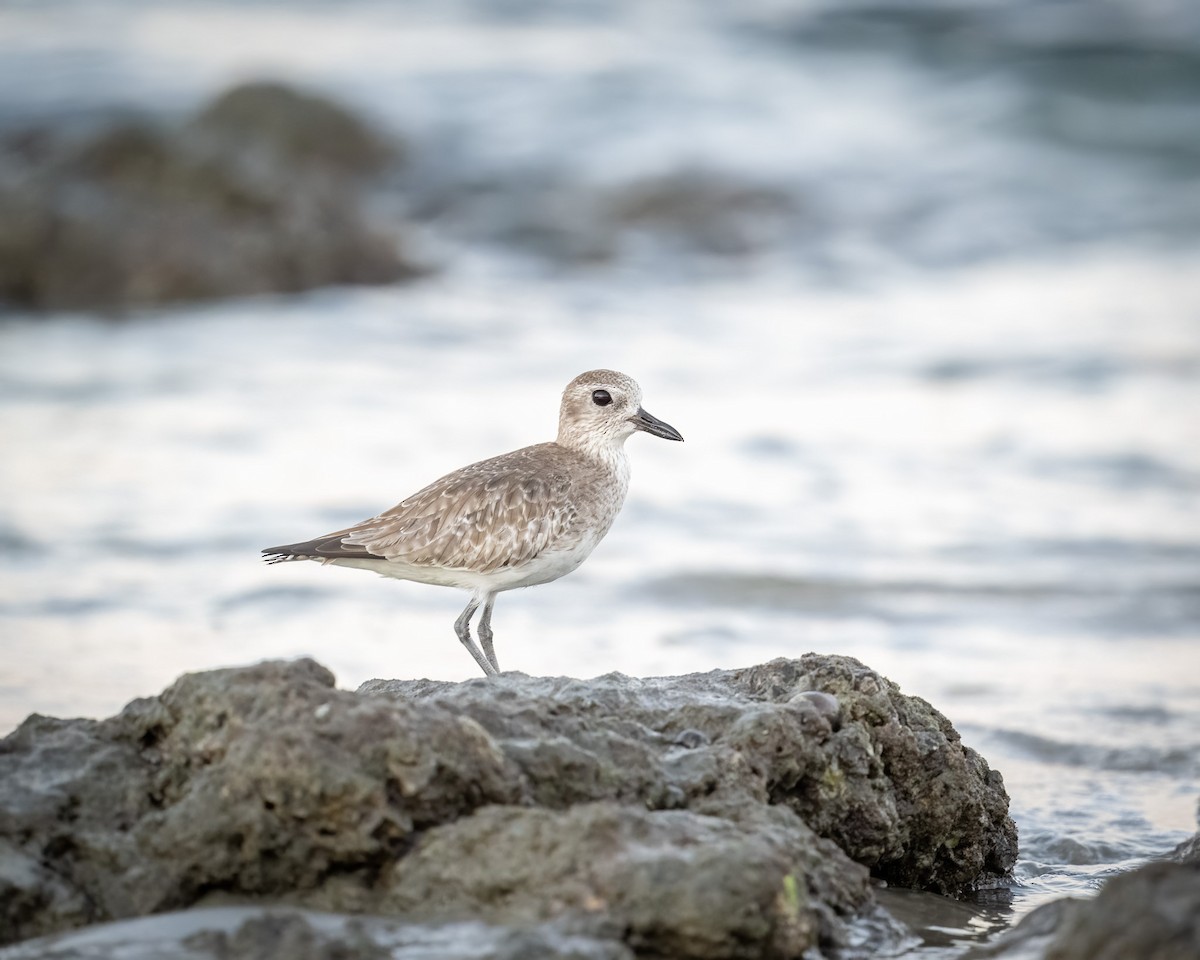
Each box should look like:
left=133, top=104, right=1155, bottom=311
left=262, top=369, right=683, bottom=676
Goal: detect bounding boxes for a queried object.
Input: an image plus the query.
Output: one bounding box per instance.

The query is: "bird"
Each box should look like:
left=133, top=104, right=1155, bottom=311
left=262, top=369, right=683, bottom=676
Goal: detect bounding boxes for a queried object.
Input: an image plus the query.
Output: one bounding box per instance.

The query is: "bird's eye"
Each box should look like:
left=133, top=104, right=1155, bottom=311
left=592, top=389, right=613, bottom=407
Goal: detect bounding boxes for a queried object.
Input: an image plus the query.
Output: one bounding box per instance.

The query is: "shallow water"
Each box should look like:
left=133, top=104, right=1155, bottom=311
left=2, top=1, right=1199, bottom=954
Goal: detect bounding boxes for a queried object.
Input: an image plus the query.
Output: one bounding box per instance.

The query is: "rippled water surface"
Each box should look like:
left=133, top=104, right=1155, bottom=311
left=2, top=1, right=1199, bottom=955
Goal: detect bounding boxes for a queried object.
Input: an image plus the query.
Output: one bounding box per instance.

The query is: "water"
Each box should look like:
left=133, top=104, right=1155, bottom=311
left=2, top=1, right=1199, bottom=954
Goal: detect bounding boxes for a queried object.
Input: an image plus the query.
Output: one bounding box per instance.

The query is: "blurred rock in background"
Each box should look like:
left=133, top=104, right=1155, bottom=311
left=0, top=81, right=422, bottom=313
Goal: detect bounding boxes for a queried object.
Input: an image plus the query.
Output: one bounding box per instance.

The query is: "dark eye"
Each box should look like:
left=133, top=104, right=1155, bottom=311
left=592, top=389, right=612, bottom=406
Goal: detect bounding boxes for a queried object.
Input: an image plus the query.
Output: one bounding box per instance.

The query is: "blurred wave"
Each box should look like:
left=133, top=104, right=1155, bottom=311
left=2, top=0, right=1199, bottom=283
left=987, top=728, right=1200, bottom=777
left=646, top=571, right=1200, bottom=636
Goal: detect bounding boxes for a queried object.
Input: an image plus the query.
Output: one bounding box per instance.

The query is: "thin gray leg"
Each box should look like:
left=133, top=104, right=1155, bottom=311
left=454, top=597, right=496, bottom=677
left=477, top=593, right=499, bottom=674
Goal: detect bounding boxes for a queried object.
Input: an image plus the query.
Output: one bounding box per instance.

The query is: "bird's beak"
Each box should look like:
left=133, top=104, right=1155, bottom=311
left=630, top=407, right=684, bottom=442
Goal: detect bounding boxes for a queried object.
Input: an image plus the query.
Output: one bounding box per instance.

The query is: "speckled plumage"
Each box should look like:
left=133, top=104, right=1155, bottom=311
left=263, top=370, right=683, bottom=676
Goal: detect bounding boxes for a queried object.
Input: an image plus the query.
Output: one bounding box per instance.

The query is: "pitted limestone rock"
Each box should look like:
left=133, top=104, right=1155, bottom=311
left=0, top=654, right=1016, bottom=958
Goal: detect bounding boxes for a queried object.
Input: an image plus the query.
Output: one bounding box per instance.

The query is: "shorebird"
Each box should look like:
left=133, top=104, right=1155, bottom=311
left=262, top=369, right=683, bottom=676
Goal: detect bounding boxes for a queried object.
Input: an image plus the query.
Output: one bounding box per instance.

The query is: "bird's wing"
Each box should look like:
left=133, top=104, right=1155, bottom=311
left=326, top=445, right=580, bottom=572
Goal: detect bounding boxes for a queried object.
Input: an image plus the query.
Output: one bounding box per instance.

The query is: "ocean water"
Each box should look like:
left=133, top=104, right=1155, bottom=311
left=2, top=1, right=1198, bottom=954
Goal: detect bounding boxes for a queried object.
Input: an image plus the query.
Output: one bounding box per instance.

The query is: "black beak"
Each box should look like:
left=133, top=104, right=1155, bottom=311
left=630, top=406, right=684, bottom=442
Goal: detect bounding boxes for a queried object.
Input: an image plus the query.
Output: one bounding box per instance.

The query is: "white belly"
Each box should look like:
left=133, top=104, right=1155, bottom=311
left=324, top=526, right=604, bottom=595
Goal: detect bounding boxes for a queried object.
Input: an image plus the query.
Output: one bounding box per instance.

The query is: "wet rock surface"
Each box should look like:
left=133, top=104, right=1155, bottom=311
left=967, top=858, right=1200, bottom=960
left=0, top=655, right=1016, bottom=957
left=1171, top=827, right=1200, bottom=865
left=0, top=81, right=419, bottom=312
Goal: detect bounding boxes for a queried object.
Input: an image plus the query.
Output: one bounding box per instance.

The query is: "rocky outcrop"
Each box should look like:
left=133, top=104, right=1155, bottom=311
left=0, top=81, right=421, bottom=313
left=0, top=655, right=1016, bottom=958
left=360, top=656, right=1017, bottom=895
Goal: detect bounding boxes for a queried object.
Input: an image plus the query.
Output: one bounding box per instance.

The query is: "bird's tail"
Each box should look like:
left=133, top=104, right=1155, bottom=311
left=261, top=543, right=316, bottom=563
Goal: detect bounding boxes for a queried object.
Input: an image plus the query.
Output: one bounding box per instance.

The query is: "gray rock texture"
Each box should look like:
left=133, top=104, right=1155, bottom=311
left=0, top=908, right=634, bottom=960
left=360, top=655, right=1017, bottom=895
left=0, top=655, right=1016, bottom=958
left=0, top=81, right=420, bottom=313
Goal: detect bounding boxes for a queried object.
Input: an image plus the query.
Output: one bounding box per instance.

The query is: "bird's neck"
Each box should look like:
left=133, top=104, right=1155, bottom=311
left=557, top=431, right=632, bottom=480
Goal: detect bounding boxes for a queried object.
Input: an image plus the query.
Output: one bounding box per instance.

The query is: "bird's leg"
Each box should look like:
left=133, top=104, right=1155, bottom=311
left=454, top=597, right=496, bottom=677
left=477, top=593, right=499, bottom=674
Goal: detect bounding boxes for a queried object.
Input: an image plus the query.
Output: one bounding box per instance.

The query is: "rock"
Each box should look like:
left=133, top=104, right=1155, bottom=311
left=420, top=171, right=619, bottom=265
left=967, top=859, right=1200, bottom=960
left=1171, top=828, right=1200, bottom=865
left=0, top=81, right=422, bottom=313
left=610, top=169, right=797, bottom=257
left=192, top=81, right=395, bottom=178
left=375, top=803, right=865, bottom=958
left=404, top=166, right=800, bottom=267
left=362, top=656, right=1016, bottom=893
left=0, top=655, right=1015, bottom=958
left=0, top=907, right=635, bottom=960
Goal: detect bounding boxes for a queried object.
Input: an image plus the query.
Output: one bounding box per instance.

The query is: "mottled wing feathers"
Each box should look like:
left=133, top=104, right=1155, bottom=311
left=263, top=444, right=581, bottom=572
